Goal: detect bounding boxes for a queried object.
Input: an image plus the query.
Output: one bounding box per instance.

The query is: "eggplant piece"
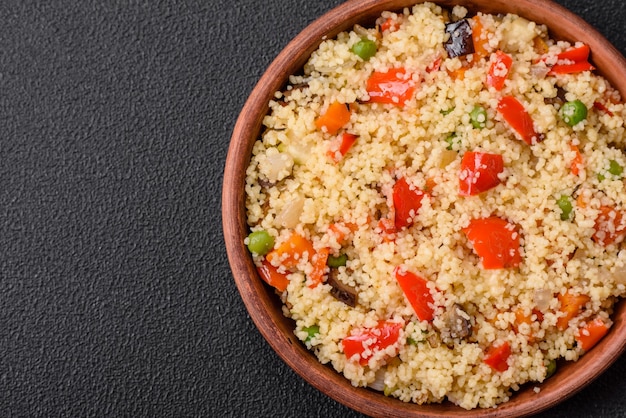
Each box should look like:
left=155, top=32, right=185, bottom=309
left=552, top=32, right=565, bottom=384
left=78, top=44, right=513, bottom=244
left=437, top=303, right=473, bottom=346
left=327, top=269, right=358, bottom=307
left=544, top=86, right=567, bottom=106
left=444, top=19, right=475, bottom=58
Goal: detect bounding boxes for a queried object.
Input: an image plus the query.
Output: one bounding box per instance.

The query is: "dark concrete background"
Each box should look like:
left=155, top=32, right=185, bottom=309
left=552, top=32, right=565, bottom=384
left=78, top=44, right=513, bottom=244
left=0, top=0, right=624, bottom=416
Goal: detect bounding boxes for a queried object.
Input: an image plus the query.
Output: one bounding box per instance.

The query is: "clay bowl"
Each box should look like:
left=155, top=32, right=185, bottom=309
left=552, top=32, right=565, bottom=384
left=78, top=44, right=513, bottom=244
left=222, top=0, right=626, bottom=416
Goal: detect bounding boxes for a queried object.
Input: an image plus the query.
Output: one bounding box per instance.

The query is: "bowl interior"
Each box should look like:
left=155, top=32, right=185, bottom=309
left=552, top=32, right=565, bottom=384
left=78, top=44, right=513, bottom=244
left=222, top=0, right=626, bottom=416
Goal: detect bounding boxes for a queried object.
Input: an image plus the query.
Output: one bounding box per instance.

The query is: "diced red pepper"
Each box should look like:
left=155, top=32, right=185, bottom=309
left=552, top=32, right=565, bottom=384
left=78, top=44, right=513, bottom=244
left=576, top=317, right=609, bottom=351
left=327, top=132, right=358, bottom=162
left=459, top=151, right=504, bottom=196
left=266, top=232, right=315, bottom=269
left=257, top=259, right=290, bottom=292
left=486, top=50, right=513, bottom=90
left=376, top=217, right=396, bottom=243
left=471, top=16, right=490, bottom=58
left=426, top=55, right=442, bottom=73
left=393, top=267, right=435, bottom=321
left=544, top=44, right=595, bottom=75
left=380, top=16, right=401, bottom=33
left=484, top=341, right=511, bottom=372
left=513, top=308, right=537, bottom=344
left=549, top=60, right=595, bottom=75
left=366, top=68, right=417, bottom=106
left=327, top=221, right=358, bottom=244
left=556, top=44, right=591, bottom=62
left=569, top=144, right=584, bottom=176
left=315, top=101, right=351, bottom=135
left=425, top=177, right=437, bottom=193
left=464, top=217, right=522, bottom=269
left=593, top=101, right=614, bottom=117
left=392, top=177, right=427, bottom=229
left=308, top=248, right=329, bottom=288
left=592, top=205, right=626, bottom=246
left=497, top=96, right=544, bottom=145
left=342, top=320, right=403, bottom=365
left=556, top=291, right=590, bottom=331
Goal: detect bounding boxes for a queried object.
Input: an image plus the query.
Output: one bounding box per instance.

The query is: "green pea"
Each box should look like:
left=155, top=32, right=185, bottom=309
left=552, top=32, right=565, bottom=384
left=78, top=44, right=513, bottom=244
left=546, top=359, right=557, bottom=379
left=469, top=106, right=487, bottom=129
left=598, top=159, right=624, bottom=181
left=557, top=195, right=573, bottom=221
left=246, top=230, right=274, bottom=255
left=609, top=159, right=623, bottom=177
left=440, top=107, right=455, bottom=116
left=559, top=100, right=588, bottom=126
left=445, top=132, right=461, bottom=151
left=327, top=253, right=348, bottom=268
left=303, top=325, right=320, bottom=343
left=351, top=38, right=377, bottom=60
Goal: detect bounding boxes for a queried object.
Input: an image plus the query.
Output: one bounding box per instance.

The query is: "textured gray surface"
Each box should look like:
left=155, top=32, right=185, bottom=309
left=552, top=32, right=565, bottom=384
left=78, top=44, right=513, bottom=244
left=0, top=0, right=625, bottom=417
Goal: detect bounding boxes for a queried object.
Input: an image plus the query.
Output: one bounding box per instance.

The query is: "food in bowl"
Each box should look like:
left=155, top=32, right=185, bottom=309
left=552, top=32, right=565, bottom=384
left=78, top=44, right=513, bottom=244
left=243, top=2, right=626, bottom=409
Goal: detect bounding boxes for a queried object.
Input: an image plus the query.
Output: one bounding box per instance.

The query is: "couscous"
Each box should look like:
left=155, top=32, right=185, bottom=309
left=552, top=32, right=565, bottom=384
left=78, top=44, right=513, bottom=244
left=244, top=2, right=626, bottom=409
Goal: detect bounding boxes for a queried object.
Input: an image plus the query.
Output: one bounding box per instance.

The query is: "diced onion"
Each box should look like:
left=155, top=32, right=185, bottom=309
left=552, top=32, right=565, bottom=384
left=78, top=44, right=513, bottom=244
left=368, top=367, right=386, bottom=391
left=605, top=264, right=626, bottom=285
left=275, top=197, right=305, bottom=229
left=285, top=142, right=310, bottom=165
left=501, top=17, right=537, bottom=52
left=260, top=149, right=294, bottom=183
left=533, top=288, right=552, bottom=311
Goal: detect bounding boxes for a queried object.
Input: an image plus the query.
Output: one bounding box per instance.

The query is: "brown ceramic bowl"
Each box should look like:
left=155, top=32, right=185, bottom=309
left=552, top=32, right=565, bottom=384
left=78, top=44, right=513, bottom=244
left=222, top=0, right=626, bottom=416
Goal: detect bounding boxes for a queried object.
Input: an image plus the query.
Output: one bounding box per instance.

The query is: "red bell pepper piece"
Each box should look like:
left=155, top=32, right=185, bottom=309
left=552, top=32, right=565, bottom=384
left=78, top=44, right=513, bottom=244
left=426, top=55, right=442, bottom=73
left=592, top=205, right=626, bottom=246
left=556, top=44, right=590, bottom=62
left=327, top=132, right=358, bottom=162
left=569, top=144, right=584, bottom=176
left=549, top=60, right=595, bottom=75
left=576, top=317, right=609, bottom=351
left=484, top=341, right=511, bottom=372
left=380, top=16, right=401, bottom=33
left=393, top=267, right=435, bottom=321
left=257, top=259, right=290, bottom=292
left=342, top=320, right=403, bottom=365
left=464, top=217, right=522, bottom=269
left=556, top=291, right=590, bottom=330
left=471, top=16, right=490, bottom=58
left=593, top=101, right=614, bottom=117
left=376, top=217, right=396, bottom=243
left=392, top=177, right=427, bottom=229
left=459, top=151, right=504, bottom=196
left=544, top=44, right=595, bottom=75
left=497, top=96, right=544, bottom=145
left=366, top=68, right=416, bottom=106
left=308, top=248, right=329, bottom=288
left=315, top=101, right=351, bottom=135
left=266, top=232, right=315, bottom=269
left=486, top=50, right=513, bottom=90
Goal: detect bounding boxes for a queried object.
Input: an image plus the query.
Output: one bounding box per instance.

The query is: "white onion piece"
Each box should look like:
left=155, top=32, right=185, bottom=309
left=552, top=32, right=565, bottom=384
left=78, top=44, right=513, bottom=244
left=533, top=288, right=552, bottom=311
left=285, top=142, right=310, bottom=165
left=368, top=367, right=386, bottom=391
left=529, top=65, right=550, bottom=79
left=259, top=149, right=294, bottom=183
left=501, top=17, right=537, bottom=52
left=606, top=264, right=626, bottom=285
left=439, top=149, right=458, bottom=168
left=275, top=197, right=305, bottom=229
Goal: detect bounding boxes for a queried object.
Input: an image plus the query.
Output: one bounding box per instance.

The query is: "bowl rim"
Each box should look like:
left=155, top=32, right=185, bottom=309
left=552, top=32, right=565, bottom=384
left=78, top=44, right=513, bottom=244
left=222, top=0, right=626, bottom=416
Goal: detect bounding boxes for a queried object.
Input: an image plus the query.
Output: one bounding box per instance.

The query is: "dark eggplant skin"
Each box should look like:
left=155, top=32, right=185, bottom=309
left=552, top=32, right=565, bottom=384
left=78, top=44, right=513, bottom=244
left=327, top=269, right=358, bottom=307
left=444, top=19, right=475, bottom=58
